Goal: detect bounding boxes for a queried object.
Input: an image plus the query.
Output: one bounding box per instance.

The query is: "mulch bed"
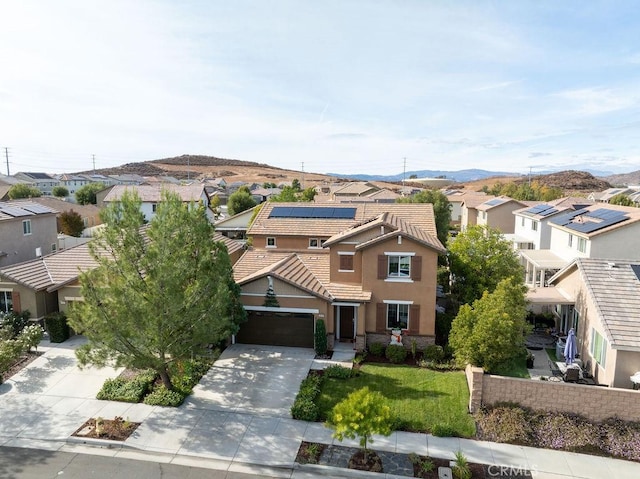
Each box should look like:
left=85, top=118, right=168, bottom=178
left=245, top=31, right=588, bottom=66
left=72, top=416, right=140, bottom=441
left=363, top=352, right=423, bottom=367
left=1, top=352, right=43, bottom=381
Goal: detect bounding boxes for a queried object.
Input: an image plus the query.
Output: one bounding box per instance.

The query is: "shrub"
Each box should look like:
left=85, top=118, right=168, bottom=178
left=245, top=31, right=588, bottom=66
left=353, top=352, right=367, bottom=365
left=291, top=373, right=323, bottom=421
left=418, top=358, right=460, bottom=371
left=475, top=405, right=534, bottom=444
left=0, top=310, right=31, bottom=338
left=44, top=312, right=70, bottom=343
left=97, top=370, right=156, bottom=402
left=431, top=423, right=456, bottom=437
left=423, top=344, right=445, bottom=362
left=385, top=344, right=407, bottom=364
left=143, top=385, right=185, bottom=406
left=368, top=342, right=385, bottom=357
left=314, top=319, right=327, bottom=356
left=324, top=364, right=351, bottom=379
left=452, top=450, right=471, bottom=479
left=17, top=325, right=43, bottom=352
left=169, top=359, right=212, bottom=392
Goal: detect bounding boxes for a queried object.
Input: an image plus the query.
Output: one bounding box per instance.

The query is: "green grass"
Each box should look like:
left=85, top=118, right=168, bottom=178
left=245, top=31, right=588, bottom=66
left=491, top=355, right=530, bottom=378
left=545, top=348, right=557, bottom=361
left=316, top=364, right=476, bottom=437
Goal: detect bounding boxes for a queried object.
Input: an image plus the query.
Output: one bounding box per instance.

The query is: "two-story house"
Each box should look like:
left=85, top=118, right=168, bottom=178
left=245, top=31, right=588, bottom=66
left=56, top=174, right=90, bottom=195
left=475, top=196, right=528, bottom=234
left=0, top=201, right=58, bottom=268
left=232, top=202, right=445, bottom=351
left=13, top=172, right=59, bottom=196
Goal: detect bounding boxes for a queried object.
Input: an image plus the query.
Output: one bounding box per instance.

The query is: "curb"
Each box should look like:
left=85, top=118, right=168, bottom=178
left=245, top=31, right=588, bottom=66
left=66, top=435, right=139, bottom=450
left=296, top=462, right=410, bottom=479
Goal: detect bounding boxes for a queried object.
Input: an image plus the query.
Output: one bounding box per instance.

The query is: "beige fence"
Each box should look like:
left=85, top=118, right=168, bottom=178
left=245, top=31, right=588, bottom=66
left=465, top=365, right=640, bottom=422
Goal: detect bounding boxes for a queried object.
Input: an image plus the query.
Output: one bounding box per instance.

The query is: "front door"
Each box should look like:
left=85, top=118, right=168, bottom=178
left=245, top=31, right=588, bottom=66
left=338, top=306, right=355, bottom=342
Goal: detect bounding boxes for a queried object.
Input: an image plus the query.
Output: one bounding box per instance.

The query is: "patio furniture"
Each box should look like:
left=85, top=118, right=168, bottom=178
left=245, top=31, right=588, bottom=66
left=563, top=366, right=580, bottom=382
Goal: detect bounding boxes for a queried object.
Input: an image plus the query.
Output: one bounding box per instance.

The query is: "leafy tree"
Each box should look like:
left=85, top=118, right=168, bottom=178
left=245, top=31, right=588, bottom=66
left=486, top=180, right=563, bottom=202
left=52, top=186, right=69, bottom=198
left=397, top=189, right=451, bottom=246
left=291, top=178, right=301, bottom=191
left=8, top=184, right=42, bottom=199
left=329, top=387, right=393, bottom=462
left=227, top=186, right=257, bottom=215
left=448, top=225, right=524, bottom=306
left=449, top=278, right=530, bottom=372
left=58, top=210, right=84, bottom=237
left=262, top=182, right=277, bottom=188
left=300, top=187, right=317, bottom=202
left=68, top=190, right=246, bottom=390
left=75, top=182, right=104, bottom=205
left=270, top=186, right=298, bottom=202
left=610, top=194, right=635, bottom=207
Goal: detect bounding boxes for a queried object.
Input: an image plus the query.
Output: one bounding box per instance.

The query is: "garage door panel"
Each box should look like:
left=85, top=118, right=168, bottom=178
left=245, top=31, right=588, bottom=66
left=237, top=311, right=314, bottom=348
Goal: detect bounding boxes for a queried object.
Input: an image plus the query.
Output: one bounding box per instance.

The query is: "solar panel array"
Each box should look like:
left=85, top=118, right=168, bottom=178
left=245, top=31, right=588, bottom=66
left=550, top=208, right=629, bottom=234
left=523, top=204, right=559, bottom=217
left=269, top=206, right=357, bottom=219
left=21, top=203, right=54, bottom=214
left=484, top=198, right=507, bottom=207
left=0, top=205, right=32, bottom=217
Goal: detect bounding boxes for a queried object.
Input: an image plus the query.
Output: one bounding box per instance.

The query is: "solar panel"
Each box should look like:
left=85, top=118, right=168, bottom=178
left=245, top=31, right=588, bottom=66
left=538, top=207, right=558, bottom=217
left=269, top=206, right=356, bottom=219
left=0, top=206, right=32, bottom=217
left=485, top=198, right=506, bottom=207
left=20, top=204, right=54, bottom=214
left=565, top=215, right=628, bottom=234
left=524, top=205, right=546, bottom=214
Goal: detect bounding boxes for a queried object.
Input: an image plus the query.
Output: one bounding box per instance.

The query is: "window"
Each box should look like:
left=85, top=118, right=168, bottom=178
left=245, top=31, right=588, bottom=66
left=309, top=238, right=319, bottom=248
left=568, top=234, right=573, bottom=247
left=388, top=255, right=411, bottom=278
left=339, top=254, right=354, bottom=271
left=51, top=243, right=57, bottom=252
left=577, top=237, right=587, bottom=253
left=266, top=237, right=276, bottom=247
left=590, top=328, right=607, bottom=367
left=0, top=291, right=12, bottom=313
left=386, top=303, right=409, bottom=330
left=531, top=220, right=538, bottom=231
left=22, top=220, right=31, bottom=235
left=521, top=217, right=525, bottom=227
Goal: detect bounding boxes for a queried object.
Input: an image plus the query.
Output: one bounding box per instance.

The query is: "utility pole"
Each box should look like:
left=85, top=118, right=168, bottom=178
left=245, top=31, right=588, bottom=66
left=402, top=157, right=407, bottom=193
left=4, top=147, right=9, bottom=176
left=301, top=161, right=305, bottom=190
left=187, top=157, right=190, bottom=181
left=92, top=154, right=96, bottom=175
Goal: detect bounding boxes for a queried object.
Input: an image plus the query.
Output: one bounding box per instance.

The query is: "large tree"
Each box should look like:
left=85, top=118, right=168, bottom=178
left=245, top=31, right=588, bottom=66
left=8, top=184, right=42, bottom=199
left=68, top=190, right=246, bottom=390
left=58, top=210, right=84, bottom=237
left=397, top=189, right=451, bottom=247
left=75, top=182, right=104, bottom=205
left=227, top=186, right=257, bottom=215
left=448, top=225, right=524, bottom=306
left=449, top=277, right=530, bottom=372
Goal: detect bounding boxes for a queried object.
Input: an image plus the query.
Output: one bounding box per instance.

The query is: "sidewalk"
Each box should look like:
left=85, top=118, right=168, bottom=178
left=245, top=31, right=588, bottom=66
left=1, top=337, right=640, bottom=478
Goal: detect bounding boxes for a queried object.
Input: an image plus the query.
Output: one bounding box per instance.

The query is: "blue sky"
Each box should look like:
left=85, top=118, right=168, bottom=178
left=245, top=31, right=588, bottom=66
left=1, top=1, right=639, bottom=176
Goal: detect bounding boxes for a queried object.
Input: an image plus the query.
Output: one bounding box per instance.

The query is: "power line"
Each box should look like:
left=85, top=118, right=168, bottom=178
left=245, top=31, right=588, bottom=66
left=4, top=147, right=9, bottom=176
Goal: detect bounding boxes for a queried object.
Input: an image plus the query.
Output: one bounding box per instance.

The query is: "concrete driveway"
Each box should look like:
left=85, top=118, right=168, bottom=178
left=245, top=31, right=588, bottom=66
left=183, top=344, right=315, bottom=417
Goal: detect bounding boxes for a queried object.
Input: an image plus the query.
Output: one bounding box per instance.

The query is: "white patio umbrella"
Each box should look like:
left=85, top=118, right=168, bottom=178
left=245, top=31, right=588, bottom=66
left=564, top=328, right=577, bottom=364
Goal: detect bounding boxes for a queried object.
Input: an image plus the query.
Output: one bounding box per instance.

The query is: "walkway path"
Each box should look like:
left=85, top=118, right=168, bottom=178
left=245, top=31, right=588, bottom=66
left=1, top=337, right=639, bottom=478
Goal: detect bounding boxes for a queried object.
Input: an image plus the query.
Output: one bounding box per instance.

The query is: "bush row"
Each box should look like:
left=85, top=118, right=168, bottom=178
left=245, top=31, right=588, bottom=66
left=97, top=370, right=157, bottom=402
left=291, top=373, right=323, bottom=421
left=476, top=404, right=640, bottom=461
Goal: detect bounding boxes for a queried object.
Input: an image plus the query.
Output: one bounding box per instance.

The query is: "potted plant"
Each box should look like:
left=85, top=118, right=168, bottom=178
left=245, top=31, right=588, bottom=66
left=526, top=351, right=535, bottom=368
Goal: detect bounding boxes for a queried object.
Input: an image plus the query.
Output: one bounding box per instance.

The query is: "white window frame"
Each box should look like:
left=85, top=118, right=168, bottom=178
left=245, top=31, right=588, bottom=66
left=309, top=238, right=319, bottom=248
left=384, top=301, right=412, bottom=330
left=577, top=237, right=587, bottom=253
left=568, top=234, right=573, bottom=247
left=387, top=254, right=412, bottom=279
left=531, top=220, right=538, bottom=231
left=338, top=251, right=355, bottom=272
left=22, top=219, right=32, bottom=235
left=266, top=237, right=276, bottom=248
left=590, top=328, right=607, bottom=367
left=51, top=243, right=57, bottom=252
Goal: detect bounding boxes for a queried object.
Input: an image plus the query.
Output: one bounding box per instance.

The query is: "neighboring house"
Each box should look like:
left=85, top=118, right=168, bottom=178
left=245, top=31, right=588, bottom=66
left=214, top=206, right=258, bottom=240
left=0, top=201, right=58, bottom=267
left=214, top=233, right=245, bottom=264
left=79, top=174, right=116, bottom=186
left=13, top=172, right=59, bottom=196
left=588, top=187, right=640, bottom=203
left=28, top=196, right=102, bottom=231
left=233, top=202, right=445, bottom=351
left=201, top=177, right=227, bottom=189
left=536, top=258, right=640, bottom=389
left=107, top=174, right=147, bottom=185
left=101, top=184, right=216, bottom=221
left=460, top=194, right=495, bottom=231
left=509, top=203, right=573, bottom=250
left=250, top=187, right=282, bottom=203
left=475, top=196, right=528, bottom=234
left=56, top=174, right=90, bottom=195
left=143, top=176, right=181, bottom=185
left=521, top=204, right=640, bottom=287
left=330, top=182, right=380, bottom=200
left=0, top=243, right=96, bottom=319
left=444, top=190, right=488, bottom=226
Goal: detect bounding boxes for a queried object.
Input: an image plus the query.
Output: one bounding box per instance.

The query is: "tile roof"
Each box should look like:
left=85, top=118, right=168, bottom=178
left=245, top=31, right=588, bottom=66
left=248, top=202, right=439, bottom=238
left=0, top=243, right=97, bottom=291
left=333, top=182, right=378, bottom=195
left=572, top=259, right=640, bottom=350
left=476, top=196, right=526, bottom=211
left=103, top=184, right=206, bottom=203
left=27, top=196, right=101, bottom=219
left=0, top=201, right=58, bottom=222
left=213, top=233, right=244, bottom=256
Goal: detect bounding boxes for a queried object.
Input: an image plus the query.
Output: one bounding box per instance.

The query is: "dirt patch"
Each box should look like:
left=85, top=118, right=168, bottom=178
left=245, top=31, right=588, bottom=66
left=1, top=352, right=43, bottom=381
left=72, top=416, right=140, bottom=441
left=295, top=441, right=327, bottom=464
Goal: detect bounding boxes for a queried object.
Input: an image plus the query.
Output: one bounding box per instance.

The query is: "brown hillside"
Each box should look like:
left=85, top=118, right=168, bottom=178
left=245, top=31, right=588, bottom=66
left=603, top=170, right=640, bottom=187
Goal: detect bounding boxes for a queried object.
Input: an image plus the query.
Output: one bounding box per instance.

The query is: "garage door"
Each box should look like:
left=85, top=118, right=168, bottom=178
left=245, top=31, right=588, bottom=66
left=237, top=311, right=314, bottom=348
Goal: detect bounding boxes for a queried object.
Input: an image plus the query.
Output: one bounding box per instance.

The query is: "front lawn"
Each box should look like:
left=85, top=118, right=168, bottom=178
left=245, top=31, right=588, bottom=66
left=316, top=364, right=476, bottom=437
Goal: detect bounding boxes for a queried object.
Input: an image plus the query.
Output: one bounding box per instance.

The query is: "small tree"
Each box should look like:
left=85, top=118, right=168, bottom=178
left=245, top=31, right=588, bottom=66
left=263, top=282, right=279, bottom=307
left=8, top=184, right=42, bottom=199
left=610, top=193, right=635, bottom=207
left=59, top=210, right=84, bottom=237
left=314, top=319, right=327, bottom=356
left=75, top=182, right=104, bottom=205
left=227, top=186, right=257, bottom=215
left=52, top=186, right=69, bottom=198
left=328, top=387, right=393, bottom=462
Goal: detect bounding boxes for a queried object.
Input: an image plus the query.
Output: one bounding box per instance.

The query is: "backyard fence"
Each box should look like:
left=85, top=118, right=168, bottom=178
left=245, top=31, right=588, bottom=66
left=465, top=365, right=640, bottom=422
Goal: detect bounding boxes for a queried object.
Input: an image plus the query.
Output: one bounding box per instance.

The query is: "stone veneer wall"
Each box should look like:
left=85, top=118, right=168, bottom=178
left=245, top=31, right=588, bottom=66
left=365, top=333, right=435, bottom=352
left=465, top=365, right=640, bottom=422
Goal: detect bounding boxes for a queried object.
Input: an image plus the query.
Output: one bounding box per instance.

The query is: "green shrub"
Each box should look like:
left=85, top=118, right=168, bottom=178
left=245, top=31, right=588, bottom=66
left=353, top=352, right=367, bottom=365
left=0, top=310, right=31, bottom=338
left=97, top=371, right=157, bottom=402
left=385, top=344, right=407, bottom=364
left=368, top=342, right=385, bottom=357
left=17, top=325, right=43, bottom=352
left=291, top=397, right=319, bottom=421
left=324, top=365, right=351, bottom=379
left=418, top=358, right=460, bottom=371
left=143, top=385, right=185, bottom=407
left=452, top=450, right=471, bottom=479
left=424, top=345, right=445, bottom=362
left=431, top=423, right=456, bottom=437
left=170, top=359, right=212, bottom=392
left=314, top=319, right=327, bottom=356
left=44, top=312, right=70, bottom=343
